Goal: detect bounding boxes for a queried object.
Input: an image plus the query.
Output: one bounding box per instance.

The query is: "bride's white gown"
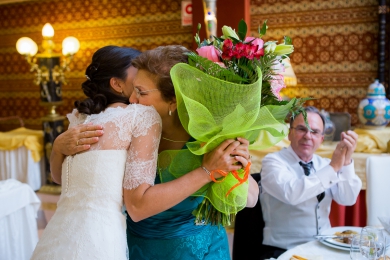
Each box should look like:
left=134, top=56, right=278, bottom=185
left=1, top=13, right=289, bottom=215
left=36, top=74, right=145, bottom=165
left=31, top=104, right=161, bottom=260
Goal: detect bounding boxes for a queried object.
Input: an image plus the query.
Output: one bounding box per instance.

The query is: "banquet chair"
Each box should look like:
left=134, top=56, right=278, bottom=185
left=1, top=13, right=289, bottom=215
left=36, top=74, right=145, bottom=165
left=232, top=172, right=266, bottom=259
left=329, top=112, right=351, bottom=141
left=365, top=155, right=390, bottom=226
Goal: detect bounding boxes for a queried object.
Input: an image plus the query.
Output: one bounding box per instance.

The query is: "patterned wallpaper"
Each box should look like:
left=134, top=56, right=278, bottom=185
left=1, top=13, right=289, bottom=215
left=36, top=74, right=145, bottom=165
left=0, top=0, right=193, bottom=131
left=250, top=0, right=379, bottom=126
left=0, top=0, right=380, bottom=131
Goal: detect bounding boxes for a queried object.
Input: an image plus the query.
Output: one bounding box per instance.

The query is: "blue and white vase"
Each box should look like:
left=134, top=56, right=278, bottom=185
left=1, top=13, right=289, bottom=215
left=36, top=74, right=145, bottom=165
left=357, top=79, right=390, bottom=129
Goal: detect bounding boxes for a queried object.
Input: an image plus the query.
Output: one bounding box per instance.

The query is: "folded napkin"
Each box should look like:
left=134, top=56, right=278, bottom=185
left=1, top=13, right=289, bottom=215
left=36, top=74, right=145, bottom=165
left=290, top=255, right=323, bottom=260
left=264, top=254, right=323, bottom=260
left=378, top=216, right=390, bottom=234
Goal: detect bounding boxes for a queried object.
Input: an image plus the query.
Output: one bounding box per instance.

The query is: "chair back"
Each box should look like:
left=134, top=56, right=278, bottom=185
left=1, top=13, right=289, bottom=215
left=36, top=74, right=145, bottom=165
left=232, top=172, right=265, bottom=259
left=366, top=155, right=390, bottom=226
left=329, top=112, right=351, bottom=141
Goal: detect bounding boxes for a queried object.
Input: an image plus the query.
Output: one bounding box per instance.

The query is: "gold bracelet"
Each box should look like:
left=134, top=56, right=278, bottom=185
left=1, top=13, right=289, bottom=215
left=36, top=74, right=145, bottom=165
left=201, top=166, right=211, bottom=176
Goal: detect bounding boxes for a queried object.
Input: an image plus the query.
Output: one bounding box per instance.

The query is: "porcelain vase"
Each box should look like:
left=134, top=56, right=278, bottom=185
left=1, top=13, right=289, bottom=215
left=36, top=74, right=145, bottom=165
left=357, top=79, right=390, bottom=129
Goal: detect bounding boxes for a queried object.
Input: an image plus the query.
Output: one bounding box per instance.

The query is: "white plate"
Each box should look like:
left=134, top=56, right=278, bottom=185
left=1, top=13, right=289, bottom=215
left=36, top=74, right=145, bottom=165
left=320, top=239, right=352, bottom=251
left=319, top=226, right=362, bottom=250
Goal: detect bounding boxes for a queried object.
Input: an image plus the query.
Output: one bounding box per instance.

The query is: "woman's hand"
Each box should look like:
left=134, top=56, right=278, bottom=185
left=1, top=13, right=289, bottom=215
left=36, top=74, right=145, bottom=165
left=50, top=123, right=104, bottom=184
left=202, top=139, right=249, bottom=179
left=232, top=137, right=251, bottom=165
left=54, top=123, right=104, bottom=156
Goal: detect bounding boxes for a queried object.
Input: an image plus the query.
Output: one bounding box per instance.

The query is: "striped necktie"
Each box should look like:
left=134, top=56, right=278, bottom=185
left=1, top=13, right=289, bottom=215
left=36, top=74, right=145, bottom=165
left=299, top=161, right=325, bottom=202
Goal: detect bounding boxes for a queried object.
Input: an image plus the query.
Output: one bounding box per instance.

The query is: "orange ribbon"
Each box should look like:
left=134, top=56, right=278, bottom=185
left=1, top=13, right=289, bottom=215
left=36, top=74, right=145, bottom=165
left=209, top=162, right=252, bottom=197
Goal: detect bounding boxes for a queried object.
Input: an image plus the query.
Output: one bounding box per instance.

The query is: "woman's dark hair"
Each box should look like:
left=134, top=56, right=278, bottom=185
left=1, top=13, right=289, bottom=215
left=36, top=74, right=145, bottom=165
left=75, top=45, right=141, bottom=114
left=131, top=45, right=189, bottom=102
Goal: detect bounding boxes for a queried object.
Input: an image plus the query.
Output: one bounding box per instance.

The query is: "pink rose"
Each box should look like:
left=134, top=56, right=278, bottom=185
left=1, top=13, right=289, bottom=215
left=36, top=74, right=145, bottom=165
left=245, top=37, right=264, bottom=50
left=196, top=45, right=220, bottom=62
left=245, top=37, right=265, bottom=58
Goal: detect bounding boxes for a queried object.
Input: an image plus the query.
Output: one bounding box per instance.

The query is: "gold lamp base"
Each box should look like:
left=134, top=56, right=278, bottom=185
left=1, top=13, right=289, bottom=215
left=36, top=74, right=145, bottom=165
left=38, top=184, right=62, bottom=195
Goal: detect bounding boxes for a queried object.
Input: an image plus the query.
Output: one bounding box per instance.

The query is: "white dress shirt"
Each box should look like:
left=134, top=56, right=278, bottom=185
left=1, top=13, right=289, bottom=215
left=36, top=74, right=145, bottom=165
left=260, top=146, right=362, bottom=250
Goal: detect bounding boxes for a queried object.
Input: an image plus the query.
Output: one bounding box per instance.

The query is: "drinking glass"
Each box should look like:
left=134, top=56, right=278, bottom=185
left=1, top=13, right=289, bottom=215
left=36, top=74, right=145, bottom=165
left=360, top=226, right=386, bottom=259
left=350, top=234, right=366, bottom=260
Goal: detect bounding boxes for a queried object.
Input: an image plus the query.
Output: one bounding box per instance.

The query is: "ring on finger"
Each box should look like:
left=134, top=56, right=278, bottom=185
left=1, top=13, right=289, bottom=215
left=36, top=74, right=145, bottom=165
left=77, top=140, right=80, bottom=146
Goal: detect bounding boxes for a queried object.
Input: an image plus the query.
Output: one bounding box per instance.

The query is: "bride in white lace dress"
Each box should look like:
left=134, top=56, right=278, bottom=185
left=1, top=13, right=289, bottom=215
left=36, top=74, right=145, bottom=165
left=31, top=46, right=161, bottom=260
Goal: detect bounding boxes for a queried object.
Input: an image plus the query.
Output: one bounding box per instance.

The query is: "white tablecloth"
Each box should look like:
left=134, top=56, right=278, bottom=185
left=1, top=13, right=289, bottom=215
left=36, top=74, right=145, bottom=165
left=277, top=239, right=390, bottom=260
left=0, top=146, right=45, bottom=191
left=0, top=179, right=41, bottom=260
left=277, top=240, right=350, bottom=260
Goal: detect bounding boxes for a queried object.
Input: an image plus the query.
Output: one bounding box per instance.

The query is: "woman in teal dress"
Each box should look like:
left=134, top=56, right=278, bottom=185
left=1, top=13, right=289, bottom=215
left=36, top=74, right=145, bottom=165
left=126, top=163, right=230, bottom=259
left=126, top=141, right=230, bottom=260
left=50, top=45, right=260, bottom=259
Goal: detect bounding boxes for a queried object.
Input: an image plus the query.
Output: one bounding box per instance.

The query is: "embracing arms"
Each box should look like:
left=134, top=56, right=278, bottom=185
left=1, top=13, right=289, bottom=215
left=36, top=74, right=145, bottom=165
left=50, top=125, right=258, bottom=221
left=50, top=123, right=103, bottom=184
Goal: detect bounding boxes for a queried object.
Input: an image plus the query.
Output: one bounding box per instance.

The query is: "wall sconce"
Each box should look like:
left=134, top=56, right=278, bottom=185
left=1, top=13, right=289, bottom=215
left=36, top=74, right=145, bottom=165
left=15, top=23, right=80, bottom=193
left=16, top=23, right=80, bottom=104
left=202, top=0, right=217, bottom=39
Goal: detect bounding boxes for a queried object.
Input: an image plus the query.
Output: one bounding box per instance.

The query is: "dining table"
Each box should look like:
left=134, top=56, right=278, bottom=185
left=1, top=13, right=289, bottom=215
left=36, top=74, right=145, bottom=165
left=0, top=179, right=41, bottom=260
left=276, top=226, right=390, bottom=260
left=277, top=240, right=350, bottom=260
left=277, top=239, right=390, bottom=260
left=0, top=127, right=45, bottom=191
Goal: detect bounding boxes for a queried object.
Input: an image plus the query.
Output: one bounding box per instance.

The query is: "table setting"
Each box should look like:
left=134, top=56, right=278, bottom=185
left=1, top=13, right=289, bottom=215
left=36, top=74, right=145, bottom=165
left=276, top=222, right=390, bottom=260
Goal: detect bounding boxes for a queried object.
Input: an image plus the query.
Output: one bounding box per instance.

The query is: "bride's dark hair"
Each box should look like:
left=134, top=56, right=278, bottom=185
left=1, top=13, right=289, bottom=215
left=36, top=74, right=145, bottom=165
left=75, top=45, right=141, bottom=115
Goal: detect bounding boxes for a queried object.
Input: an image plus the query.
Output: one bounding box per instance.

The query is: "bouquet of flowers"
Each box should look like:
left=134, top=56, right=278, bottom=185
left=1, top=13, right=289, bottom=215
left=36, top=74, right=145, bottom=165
left=169, top=20, right=308, bottom=226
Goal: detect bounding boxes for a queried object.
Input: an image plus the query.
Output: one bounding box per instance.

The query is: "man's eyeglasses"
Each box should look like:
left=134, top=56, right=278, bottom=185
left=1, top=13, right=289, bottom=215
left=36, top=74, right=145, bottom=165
left=290, top=125, right=324, bottom=138
left=134, top=87, right=159, bottom=99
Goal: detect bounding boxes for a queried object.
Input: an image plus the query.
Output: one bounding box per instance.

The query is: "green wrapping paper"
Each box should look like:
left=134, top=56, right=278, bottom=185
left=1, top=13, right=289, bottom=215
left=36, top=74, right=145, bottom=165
left=162, top=63, right=297, bottom=226
left=171, top=63, right=295, bottom=153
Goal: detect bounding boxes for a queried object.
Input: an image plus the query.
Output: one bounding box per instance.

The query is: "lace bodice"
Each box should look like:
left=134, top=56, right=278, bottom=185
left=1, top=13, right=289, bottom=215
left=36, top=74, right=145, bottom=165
left=67, top=104, right=161, bottom=189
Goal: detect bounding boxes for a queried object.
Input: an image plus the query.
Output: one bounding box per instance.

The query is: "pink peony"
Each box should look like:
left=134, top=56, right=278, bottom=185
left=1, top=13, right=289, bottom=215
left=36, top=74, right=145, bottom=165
left=196, top=45, right=220, bottom=62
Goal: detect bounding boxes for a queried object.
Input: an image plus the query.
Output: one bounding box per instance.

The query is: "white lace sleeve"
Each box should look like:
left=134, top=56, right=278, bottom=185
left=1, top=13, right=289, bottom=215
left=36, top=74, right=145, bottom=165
left=123, top=105, right=161, bottom=190
left=66, top=109, right=87, bottom=128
